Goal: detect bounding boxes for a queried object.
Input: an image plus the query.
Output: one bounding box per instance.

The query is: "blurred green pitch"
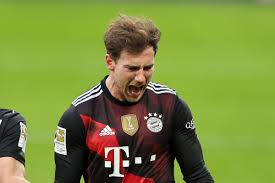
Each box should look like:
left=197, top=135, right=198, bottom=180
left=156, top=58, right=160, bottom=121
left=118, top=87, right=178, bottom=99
left=0, top=2, right=275, bottom=183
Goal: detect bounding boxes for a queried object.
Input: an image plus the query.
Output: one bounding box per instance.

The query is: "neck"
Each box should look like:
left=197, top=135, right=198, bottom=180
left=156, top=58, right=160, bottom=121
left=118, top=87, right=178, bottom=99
left=105, top=76, right=114, bottom=91
left=106, top=75, right=124, bottom=101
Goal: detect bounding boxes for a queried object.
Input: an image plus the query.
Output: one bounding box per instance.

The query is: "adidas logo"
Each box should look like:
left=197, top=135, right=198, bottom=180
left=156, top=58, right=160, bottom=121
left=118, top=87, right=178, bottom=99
left=99, top=125, right=115, bottom=136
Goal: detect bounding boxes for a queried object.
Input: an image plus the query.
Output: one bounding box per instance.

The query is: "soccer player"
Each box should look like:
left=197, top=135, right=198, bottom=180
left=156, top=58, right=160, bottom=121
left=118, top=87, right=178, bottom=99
left=54, top=15, right=214, bottom=183
left=0, top=109, right=29, bottom=183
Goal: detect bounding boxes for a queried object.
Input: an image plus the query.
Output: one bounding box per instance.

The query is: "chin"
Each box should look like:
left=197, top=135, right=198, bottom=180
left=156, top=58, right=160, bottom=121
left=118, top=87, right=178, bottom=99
left=124, top=89, right=145, bottom=103
left=126, top=97, right=139, bottom=103
left=126, top=95, right=142, bottom=103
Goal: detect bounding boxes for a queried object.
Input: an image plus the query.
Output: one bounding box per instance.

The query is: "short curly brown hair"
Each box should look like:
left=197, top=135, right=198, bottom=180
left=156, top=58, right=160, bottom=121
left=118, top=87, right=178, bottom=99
left=104, top=14, right=161, bottom=61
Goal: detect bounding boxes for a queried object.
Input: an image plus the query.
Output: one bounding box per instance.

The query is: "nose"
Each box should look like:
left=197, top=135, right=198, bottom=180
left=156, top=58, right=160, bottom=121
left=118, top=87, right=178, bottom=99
left=135, top=70, right=146, bottom=84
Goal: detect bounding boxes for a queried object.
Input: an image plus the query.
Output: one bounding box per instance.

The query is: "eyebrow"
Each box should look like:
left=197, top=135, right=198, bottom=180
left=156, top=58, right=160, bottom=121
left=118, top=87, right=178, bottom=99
left=123, top=64, right=154, bottom=69
left=144, top=64, right=154, bottom=69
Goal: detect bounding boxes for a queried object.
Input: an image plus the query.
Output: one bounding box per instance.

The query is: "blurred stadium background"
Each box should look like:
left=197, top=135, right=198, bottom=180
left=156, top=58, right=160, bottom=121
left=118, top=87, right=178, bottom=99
left=1, top=0, right=275, bottom=182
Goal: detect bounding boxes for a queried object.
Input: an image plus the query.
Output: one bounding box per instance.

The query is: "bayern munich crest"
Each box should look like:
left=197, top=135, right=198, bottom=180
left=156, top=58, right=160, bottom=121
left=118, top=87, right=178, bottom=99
left=144, top=113, right=163, bottom=133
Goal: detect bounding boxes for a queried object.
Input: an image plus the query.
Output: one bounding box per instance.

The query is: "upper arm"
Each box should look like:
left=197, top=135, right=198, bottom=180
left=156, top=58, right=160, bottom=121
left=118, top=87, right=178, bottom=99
left=0, top=112, right=27, bottom=166
left=172, top=96, right=214, bottom=182
left=0, top=157, right=29, bottom=183
left=54, top=106, right=88, bottom=183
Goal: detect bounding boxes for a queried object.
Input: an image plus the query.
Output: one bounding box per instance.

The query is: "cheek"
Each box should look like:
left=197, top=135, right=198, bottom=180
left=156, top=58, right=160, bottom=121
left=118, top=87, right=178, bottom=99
left=145, top=70, right=154, bottom=78
left=123, top=71, right=136, bottom=81
left=116, top=72, right=132, bottom=86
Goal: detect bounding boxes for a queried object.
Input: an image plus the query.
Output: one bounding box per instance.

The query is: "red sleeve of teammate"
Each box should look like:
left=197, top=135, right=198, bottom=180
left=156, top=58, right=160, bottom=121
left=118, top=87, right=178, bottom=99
left=54, top=106, right=88, bottom=183
left=172, top=96, right=214, bottom=183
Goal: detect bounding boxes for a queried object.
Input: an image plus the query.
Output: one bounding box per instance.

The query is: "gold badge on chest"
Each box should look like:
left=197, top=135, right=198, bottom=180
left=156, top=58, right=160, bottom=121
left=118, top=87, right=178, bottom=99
left=121, top=114, right=139, bottom=136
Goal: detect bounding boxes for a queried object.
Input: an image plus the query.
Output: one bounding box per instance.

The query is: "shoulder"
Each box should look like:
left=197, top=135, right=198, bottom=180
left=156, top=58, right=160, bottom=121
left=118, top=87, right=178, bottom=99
left=146, top=81, right=177, bottom=95
left=0, top=109, right=26, bottom=131
left=58, top=106, right=82, bottom=128
left=72, top=82, right=103, bottom=107
left=0, top=109, right=26, bottom=126
left=57, top=105, right=88, bottom=137
left=55, top=106, right=87, bottom=156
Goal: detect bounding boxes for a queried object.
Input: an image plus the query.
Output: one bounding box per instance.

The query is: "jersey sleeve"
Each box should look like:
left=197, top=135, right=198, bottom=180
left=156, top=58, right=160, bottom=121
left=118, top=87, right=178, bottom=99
left=54, top=106, right=88, bottom=183
left=172, top=96, right=214, bottom=183
left=0, top=112, right=27, bottom=166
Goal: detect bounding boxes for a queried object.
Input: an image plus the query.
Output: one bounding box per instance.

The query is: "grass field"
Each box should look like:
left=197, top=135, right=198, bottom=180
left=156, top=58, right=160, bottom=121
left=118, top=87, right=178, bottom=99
left=0, top=2, right=275, bottom=183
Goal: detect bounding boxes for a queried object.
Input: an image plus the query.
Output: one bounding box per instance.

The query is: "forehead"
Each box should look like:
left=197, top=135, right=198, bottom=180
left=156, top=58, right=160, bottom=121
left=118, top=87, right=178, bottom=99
left=117, top=47, right=155, bottom=65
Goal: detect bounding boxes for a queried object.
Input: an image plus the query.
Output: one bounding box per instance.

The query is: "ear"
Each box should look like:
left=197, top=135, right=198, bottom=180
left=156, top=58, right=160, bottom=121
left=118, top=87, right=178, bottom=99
left=105, top=54, right=115, bottom=71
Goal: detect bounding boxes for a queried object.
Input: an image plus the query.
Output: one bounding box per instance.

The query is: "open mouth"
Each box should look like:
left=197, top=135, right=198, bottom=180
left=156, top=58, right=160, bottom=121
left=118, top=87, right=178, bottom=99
left=128, top=85, right=144, bottom=97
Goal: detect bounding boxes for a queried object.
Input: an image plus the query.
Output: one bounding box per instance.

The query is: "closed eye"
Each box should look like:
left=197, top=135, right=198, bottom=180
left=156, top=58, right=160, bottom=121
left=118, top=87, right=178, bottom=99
left=125, top=66, right=140, bottom=72
left=124, top=64, right=154, bottom=72
left=143, top=65, right=154, bottom=71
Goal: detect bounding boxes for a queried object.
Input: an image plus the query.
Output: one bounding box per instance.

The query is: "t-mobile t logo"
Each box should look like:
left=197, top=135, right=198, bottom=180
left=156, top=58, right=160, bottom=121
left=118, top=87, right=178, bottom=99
left=104, top=146, right=156, bottom=177
left=104, top=146, right=129, bottom=177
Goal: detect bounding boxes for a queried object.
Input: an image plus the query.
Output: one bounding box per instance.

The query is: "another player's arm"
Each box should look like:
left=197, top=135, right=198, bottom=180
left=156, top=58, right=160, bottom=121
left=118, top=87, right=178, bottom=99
left=0, top=157, right=29, bottom=183
left=172, top=96, right=214, bottom=183
left=54, top=106, right=88, bottom=183
left=0, top=112, right=29, bottom=183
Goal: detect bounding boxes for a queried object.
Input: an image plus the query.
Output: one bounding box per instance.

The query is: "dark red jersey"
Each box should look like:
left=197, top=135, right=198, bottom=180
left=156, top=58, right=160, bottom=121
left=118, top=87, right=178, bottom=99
left=54, top=77, right=214, bottom=183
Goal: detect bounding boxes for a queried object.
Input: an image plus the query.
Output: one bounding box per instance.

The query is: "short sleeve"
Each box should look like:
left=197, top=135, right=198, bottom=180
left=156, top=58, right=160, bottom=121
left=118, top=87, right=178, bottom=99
left=0, top=111, right=27, bottom=166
